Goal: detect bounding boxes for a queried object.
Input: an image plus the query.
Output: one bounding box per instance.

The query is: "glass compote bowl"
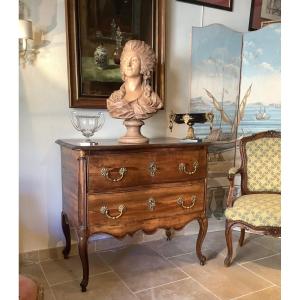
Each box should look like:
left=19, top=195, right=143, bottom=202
left=71, top=111, right=105, bottom=145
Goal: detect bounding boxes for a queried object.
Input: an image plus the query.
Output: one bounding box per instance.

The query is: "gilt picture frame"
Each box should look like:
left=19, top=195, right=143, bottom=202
left=249, top=0, right=281, bottom=31
left=65, top=0, right=166, bottom=108
left=176, top=0, right=233, bottom=11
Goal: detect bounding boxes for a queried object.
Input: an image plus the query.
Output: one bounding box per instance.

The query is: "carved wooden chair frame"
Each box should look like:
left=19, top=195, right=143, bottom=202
left=224, top=130, right=281, bottom=266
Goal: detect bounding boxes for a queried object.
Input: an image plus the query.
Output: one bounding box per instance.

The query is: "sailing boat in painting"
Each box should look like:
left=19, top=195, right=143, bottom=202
left=256, top=106, right=270, bottom=120
left=204, top=84, right=252, bottom=141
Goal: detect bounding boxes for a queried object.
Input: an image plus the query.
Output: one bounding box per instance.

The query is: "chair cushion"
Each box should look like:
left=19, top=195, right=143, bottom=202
left=245, top=137, right=281, bottom=192
left=225, top=194, right=281, bottom=227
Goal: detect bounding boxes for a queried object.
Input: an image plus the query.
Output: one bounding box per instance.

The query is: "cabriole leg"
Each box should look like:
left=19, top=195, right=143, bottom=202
left=77, top=227, right=89, bottom=292
left=224, top=220, right=234, bottom=267
left=239, top=228, right=245, bottom=247
left=196, top=216, right=208, bottom=265
left=166, top=229, right=172, bottom=241
left=61, top=211, right=71, bottom=259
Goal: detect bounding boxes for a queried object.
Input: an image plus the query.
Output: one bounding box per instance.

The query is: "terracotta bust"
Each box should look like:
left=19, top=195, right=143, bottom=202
left=107, top=40, right=163, bottom=143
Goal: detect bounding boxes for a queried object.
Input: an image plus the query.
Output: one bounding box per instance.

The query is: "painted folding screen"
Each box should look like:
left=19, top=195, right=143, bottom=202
left=238, top=24, right=281, bottom=135
left=190, top=23, right=281, bottom=140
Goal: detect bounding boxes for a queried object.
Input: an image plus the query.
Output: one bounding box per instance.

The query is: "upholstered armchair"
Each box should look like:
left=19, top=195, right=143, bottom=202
left=224, top=130, right=281, bottom=267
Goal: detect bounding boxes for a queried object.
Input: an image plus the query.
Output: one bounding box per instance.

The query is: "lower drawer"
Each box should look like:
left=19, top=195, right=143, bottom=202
left=87, top=180, right=205, bottom=230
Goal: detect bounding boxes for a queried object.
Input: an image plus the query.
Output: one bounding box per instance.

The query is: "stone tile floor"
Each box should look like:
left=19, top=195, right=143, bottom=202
left=20, top=231, right=281, bottom=300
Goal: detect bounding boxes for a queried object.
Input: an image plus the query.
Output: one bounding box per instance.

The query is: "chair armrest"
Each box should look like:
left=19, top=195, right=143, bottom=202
left=226, top=167, right=241, bottom=208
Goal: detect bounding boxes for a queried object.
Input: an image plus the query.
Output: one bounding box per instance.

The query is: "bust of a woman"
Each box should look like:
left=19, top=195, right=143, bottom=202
left=107, top=40, right=163, bottom=120
left=107, top=40, right=163, bottom=143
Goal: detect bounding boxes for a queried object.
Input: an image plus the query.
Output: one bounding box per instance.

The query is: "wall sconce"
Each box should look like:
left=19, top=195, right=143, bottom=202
left=19, top=19, right=48, bottom=65
left=19, top=19, right=33, bottom=64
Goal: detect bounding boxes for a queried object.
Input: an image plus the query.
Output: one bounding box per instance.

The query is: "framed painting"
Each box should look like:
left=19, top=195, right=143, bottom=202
left=249, top=0, right=281, bottom=30
left=65, top=0, right=166, bottom=108
left=176, top=0, right=233, bottom=11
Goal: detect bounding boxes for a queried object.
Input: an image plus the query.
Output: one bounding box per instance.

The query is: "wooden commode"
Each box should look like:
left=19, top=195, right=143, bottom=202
left=56, top=138, right=208, bottom=291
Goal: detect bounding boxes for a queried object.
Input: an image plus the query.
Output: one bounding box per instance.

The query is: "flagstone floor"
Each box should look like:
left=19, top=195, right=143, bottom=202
left=20, top=231, right=280, bottom=300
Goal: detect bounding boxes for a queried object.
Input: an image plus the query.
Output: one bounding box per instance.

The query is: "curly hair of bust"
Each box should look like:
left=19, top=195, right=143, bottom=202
left=120, top=40, right=156, bottom=80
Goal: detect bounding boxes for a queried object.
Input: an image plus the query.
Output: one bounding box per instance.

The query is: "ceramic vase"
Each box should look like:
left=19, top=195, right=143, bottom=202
left=94, top=44, right=108, bottom=69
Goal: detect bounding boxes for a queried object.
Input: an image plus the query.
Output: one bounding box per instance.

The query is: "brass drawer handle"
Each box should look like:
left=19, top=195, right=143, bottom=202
left=100, top=167, right=127, bottom=182
left=148, top=197, right=156, bottom=211
left=177, top=195, right=197, bottom=209
left=148, top=161, right=157, bottom=177
left=178, top=161, right=199, bottom=175
left=100, top=204, right=126, bottom=219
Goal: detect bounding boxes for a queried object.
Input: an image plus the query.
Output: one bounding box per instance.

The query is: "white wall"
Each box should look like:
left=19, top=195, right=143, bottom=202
left=20, top=0, right=252, bottom=253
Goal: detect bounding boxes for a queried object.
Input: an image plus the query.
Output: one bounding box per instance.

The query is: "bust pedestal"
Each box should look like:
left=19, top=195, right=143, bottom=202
left=118, top=119, right=149, bottom=144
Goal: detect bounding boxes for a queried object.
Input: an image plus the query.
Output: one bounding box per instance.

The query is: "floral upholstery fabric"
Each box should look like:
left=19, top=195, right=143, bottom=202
left=225, top=194, right=281, bottom=227
left=245, top=137, right=281, bottom=192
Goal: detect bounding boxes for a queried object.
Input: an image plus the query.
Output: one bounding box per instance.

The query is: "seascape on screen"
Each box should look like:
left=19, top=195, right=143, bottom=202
left=192, top=100, right=281, bottom=138
left=190, top=23, right=281, bottom=140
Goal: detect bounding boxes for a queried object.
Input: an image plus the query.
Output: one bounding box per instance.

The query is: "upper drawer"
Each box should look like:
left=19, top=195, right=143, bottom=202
left=88, top=148, right=207, bottom=192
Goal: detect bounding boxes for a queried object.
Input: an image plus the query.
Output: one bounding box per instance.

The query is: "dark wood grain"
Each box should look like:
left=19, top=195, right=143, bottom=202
left=61, top=211, right=71, bottom=259
left=224, top=219, right=281, bottom=266
left=77, top=226, right=89, bottom=292
left=165, top=229, right=172, bottom=240
left=177, top=0, right=233, bottom=12
left=56, top=138, right=210, bottom=150
left=61, top=147, right=80, bottom=228
left=90, top=214, right=206, bottom=239
left=57, top=139, right=208, bottom=291
left=196, top=215, right=208, bottom=265
left=88, top=149, right=206, bottom=192
left=78, top=151, right=88, bottom=227
left=88, top=181, right=204, bottom=236
left=224, top=219, right=234, bottom=267
left=239, top=228, right=245, bottom=247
